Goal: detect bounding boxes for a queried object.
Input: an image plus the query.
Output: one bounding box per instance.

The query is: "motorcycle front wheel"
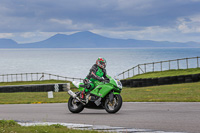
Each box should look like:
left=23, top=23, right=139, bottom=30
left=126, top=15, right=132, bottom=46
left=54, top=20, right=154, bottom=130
left=68, top=96, right=84, bottom=113
left=104, top=94, right=122, bottom=113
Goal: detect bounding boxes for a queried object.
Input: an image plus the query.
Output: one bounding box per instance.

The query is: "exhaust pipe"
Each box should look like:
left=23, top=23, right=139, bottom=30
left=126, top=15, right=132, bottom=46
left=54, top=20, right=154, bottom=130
left=68, top=90, right=77, bottom=98
left=63, top=83, right=76, bottom=98
left=63, top=83, right=85, bottom=105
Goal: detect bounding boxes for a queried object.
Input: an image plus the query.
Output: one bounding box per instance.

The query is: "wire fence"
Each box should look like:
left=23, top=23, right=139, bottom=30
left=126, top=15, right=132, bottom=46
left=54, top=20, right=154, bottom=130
left=117, top=56, right=200, bottom=79
left=0, top=72, right=83, bottom=83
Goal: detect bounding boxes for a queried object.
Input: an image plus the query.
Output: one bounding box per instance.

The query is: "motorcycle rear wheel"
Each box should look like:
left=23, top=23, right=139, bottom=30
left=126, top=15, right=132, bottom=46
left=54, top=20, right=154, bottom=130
left=104, top=94, right=122, bottom=113
left=68, top=96, right=84, bottom=113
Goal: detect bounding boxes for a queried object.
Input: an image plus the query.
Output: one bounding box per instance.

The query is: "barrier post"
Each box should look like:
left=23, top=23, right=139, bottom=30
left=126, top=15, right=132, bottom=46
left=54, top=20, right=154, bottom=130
left=153, top=62, right=154, bottom=72
left=138, top=65, right=140, bottom=74
left=128, top=70, right=129, bottom=78
left=186, top=58, right=188, bottom=69
left=42, top=73, right=44, bottom=80
left=26, top=73, right=28, bottom=81
left=177, top=59, right=179, bottom=69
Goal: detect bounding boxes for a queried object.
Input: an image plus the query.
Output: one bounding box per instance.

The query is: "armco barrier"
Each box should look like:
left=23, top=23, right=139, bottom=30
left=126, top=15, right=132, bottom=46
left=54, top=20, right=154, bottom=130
left=0, top=84, right=66, bottom=93
left=121, top=74, right=200, bottom=87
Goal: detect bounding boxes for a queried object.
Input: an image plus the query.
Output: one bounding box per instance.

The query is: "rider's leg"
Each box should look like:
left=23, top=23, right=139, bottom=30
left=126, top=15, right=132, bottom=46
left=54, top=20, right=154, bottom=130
left=81, top=82, right=95, bottom=99
left=85, top=82, right=95, bottom=92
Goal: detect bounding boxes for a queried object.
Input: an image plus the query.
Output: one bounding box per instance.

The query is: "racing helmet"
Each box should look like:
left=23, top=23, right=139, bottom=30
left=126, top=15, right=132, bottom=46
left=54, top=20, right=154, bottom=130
left=96, top=57, right=106, bottom=69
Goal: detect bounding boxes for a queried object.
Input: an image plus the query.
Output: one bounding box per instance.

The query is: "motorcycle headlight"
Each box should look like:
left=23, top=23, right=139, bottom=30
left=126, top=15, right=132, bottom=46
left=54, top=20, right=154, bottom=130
left=114, top=79, right=122, bottom=89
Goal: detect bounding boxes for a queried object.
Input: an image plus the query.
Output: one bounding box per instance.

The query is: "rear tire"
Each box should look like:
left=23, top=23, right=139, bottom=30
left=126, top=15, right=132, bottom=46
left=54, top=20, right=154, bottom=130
left=104, top=94, right=122, bottom=113
left=68, top=96, right=84, bottom=113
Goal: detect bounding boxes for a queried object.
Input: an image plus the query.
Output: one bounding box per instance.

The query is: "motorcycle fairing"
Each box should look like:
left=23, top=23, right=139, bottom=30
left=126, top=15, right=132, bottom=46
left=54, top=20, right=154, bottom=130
left=90, top=84, right=115, bottom=98
left=72, top=81, right=85, bottom=91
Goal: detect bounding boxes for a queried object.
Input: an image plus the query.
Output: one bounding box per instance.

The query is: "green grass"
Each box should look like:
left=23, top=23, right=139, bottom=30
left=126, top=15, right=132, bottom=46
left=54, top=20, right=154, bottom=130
left=0, top=80, right=69, bottom=86
left=0, top=120, right=103, bottom=133
left=122, top=81, right=200, bottom=102
left=0, top=80, right=76, bottom=88
left=1, top=81, right=200, bottom=103
left=0, top=80, right=76, bottom=104
left=126, top=67, right=200, bottom=79
left=0, top=91, right=71, bottom=104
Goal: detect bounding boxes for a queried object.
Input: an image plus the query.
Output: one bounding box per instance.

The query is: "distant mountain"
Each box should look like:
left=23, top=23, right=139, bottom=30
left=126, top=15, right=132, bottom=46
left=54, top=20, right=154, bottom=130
left=20, top=31, right=126, bottom=48
left=1, top=31, right=200, bottom=48
left=0, top=38, right=18, bottom=48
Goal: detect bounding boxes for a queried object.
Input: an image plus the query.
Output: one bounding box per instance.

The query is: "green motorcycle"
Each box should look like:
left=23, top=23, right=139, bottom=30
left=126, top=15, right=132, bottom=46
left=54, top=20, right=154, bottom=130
left=65, top=75, right=122, bottom=113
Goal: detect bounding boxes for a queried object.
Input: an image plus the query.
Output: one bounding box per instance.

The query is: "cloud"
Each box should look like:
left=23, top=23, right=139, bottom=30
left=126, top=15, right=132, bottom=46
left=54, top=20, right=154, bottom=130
left=50, top=19, right=73, bottom=26
left=93, top=26, right=176, bottom=41
left=49, top=18, right=94, bottom=30
left=0, top=33, right=14, bottom=38
left=1, top=0, right=200, bottom=42
left=177, top=15, right=200, bottom=33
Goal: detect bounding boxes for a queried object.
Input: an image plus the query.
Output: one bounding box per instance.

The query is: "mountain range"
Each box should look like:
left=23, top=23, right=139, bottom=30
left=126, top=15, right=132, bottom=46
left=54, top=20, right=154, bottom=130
left=0, top=31, right=200, bottom=48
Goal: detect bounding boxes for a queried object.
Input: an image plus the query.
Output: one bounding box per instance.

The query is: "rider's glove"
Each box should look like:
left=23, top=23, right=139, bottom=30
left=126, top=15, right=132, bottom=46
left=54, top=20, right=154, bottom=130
left=86, top=84, right=91, bottom=89
left=99, top=78, right=104, bottom=82
left=83, top=79, right=89, bottom=84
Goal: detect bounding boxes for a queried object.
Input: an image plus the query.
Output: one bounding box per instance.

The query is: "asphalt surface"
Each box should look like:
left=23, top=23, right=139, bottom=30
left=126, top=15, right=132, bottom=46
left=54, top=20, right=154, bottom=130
left=0, top=102, right=200, bottom=133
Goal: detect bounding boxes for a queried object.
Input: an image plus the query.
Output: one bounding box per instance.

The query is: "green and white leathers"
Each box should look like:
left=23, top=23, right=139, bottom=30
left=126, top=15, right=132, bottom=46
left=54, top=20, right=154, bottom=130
left=84, top=64, right=109, bottom=92
left=83, top=57, right=109, bottom=92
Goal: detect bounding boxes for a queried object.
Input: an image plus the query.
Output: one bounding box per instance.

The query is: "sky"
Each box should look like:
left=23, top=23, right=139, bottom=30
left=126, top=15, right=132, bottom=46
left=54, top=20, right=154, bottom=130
left=0, top=0, right=200, bottom=43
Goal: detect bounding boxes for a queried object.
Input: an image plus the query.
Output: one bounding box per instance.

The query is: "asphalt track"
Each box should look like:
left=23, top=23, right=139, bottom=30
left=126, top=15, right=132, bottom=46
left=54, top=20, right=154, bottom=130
left=0, top=102, right=200, bottom=133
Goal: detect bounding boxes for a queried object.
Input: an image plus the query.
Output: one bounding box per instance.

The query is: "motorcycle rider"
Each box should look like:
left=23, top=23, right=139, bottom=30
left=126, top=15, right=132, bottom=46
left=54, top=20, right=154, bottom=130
left=81, top=57, right=109, bottom=99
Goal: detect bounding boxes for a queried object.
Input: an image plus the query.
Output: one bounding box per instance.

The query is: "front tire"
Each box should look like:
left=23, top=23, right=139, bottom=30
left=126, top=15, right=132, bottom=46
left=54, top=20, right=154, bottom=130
left=68, top=96, right=84, bottom=113
left=104, top=94, right=122, bottom=113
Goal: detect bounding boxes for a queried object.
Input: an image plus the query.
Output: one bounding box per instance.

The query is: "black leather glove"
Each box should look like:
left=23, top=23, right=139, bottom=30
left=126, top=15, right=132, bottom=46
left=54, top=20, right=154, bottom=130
left=99, top=78, right=104, bottom=82
left=86, top=84, right=91, bottom=89
left=83, top=79, right=89, bottom=84
left=104, top=79, right=109, bottom=83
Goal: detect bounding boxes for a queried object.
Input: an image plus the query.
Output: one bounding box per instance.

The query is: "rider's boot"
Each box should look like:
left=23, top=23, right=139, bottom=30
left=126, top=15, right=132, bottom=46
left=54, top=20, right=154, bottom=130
left=80, top=91, right=85, bottom=100
left=80, top=82, right=92, bottom=101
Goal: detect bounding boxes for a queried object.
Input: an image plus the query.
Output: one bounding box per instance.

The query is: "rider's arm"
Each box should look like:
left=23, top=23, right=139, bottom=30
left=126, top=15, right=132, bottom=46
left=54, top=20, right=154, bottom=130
left=102, top=69, right=109, bottom=81
left=87, top=64, right=104, bottom=81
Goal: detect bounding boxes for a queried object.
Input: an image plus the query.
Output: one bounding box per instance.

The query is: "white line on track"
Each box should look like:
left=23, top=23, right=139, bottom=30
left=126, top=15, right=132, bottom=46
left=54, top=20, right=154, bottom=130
left=17, top=121, right=185, bottom=133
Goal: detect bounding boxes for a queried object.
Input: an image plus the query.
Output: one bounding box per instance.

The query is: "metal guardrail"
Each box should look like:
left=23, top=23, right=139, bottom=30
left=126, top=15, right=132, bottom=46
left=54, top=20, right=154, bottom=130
left=0, top=72, right=83, bottom=83
left=118, top=56, right=200, bottom=79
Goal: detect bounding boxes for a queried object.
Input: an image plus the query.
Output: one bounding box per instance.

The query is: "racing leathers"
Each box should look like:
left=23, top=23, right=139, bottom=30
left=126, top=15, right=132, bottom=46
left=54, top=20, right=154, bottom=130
left=84, top=64, right=109, bottom=92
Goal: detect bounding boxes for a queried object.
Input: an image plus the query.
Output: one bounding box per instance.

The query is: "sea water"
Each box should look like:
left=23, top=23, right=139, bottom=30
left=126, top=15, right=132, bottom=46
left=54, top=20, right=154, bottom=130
left=0, top=48, right=199, bottom=79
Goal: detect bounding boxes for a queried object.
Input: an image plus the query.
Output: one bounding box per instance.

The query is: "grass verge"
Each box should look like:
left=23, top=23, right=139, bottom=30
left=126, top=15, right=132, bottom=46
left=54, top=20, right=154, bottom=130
left=122, top=81, right=200, bottom=102
left=0, top=80, right=76, bottom=88
left=0, top=91, right=70, bottom=104
left=0, top=120, right=102, bottom=133
left=0, top=80, right=69, bottom=86
left=126, top=67, right=200, bottom=79
left=0, top=81, right=200, bottom=103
